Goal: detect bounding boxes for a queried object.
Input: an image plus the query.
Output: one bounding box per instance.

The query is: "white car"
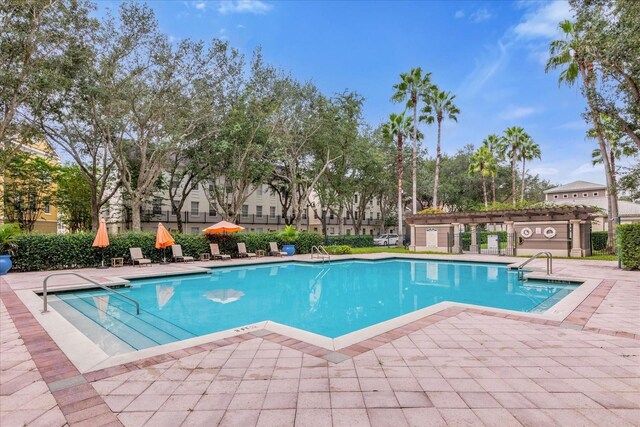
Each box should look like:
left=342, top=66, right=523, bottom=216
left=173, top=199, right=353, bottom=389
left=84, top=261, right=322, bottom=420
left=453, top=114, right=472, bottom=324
left=373, top=234, right=399, bottom=246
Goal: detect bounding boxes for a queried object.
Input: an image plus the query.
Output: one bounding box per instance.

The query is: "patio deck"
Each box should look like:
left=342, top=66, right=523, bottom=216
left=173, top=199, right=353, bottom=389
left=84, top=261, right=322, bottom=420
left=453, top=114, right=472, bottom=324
left=1, top=253, right=638, bottom=426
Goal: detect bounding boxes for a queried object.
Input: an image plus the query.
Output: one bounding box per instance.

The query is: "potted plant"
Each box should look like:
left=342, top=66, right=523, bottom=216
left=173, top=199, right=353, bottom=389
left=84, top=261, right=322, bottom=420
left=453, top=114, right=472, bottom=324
left=279, top=225, right=299, bottom=256
left=0, top=223, right=21, bottom=275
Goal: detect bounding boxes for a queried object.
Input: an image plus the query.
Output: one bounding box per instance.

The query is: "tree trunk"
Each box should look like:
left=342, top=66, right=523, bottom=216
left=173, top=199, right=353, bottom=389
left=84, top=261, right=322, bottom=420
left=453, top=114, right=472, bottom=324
left=337, top=205, right=345, bottom=236
left=397, top=134, right=404, bottom=246
left=173, top=205, right=184, bottom=233
left=482, top=174, right=488, bottom=208
left=412, top=96, right=418, bottom=214
left=130, top=197, right=142, bottom=232
left=520, top=158, right=526, bottom=202
left=91, top=193, right=100, bottom=232
left=433, top=119, right=442, bottom=207
left=511, top=149, right=517, bottom=206
left=580, top=65, right=619, bottom=249
left=491, top=176, right=496, bottom=204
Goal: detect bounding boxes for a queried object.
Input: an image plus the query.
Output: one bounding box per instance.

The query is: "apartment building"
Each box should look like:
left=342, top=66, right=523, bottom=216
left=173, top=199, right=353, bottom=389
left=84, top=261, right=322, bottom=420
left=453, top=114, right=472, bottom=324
left=544, top=180, right=640, bottom=231
left=128, top=177, right=387, bottom=236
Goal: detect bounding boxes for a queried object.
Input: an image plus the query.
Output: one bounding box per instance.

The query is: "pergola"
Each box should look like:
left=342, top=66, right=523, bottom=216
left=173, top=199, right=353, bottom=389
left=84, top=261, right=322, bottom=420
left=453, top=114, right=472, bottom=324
left=405, top=206, right=598, bottom=225
left=405, top=206, right=599, bottom=257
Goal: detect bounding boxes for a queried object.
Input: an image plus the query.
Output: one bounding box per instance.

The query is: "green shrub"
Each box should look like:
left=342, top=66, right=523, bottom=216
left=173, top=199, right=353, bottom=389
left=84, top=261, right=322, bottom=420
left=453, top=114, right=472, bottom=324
left=325, top=235, right=374, bottom=248
left=590, top=231, right=609, bottom=251
left=11, top=229, right=325, bottom=272
left=460, top=231, right=507, bottom=250
left=619, top=224, right=640, bottom=270
left=324, top=245, right=352, bottom=255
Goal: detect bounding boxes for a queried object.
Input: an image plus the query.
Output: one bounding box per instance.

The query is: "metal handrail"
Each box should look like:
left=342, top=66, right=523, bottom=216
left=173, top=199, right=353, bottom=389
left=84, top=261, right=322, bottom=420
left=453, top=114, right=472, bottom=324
left=311, top=245, right=331, bottom=263
left=42, top=272, right=140, bottom=315
left=517, top=251, right=552, bottom=279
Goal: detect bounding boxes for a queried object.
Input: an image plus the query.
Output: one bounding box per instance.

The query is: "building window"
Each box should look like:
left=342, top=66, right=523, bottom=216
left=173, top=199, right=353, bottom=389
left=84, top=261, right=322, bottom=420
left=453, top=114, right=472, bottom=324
left=302, top=211, right=307, bottom=219
left=354, top=212, right=359, bottom=220
left=583, top=193, right=588, bottom=197
left=171, top=180, right=180, bottom=189
left=553, top=195, right=558, bottom=199
left=330, top=213, right=334, bottom=220
left=330, top=227, right=335, bottom=234
left=256, top=205, right=263, bottom=217
left=209, top=207, right=216, bottom=216
left=152, top=197, right=163, bottom=215
left=190, top=227, right=199, bottom=234
left=573, top=193, right=578, bottom=198
left=44, top=202, right=51, bottom=214
left=354, top=194, right=358, bottom=203
left=270, top=206, right=276, bottom=217
left=314, top=210, right=318, bottom=219
left=257, top=185, right=263, bottom=196
left=242, top=204, right=249, bottom=216
left=593, top=192, right=599, bottom=196
left=377, top=212, right=381, bottom=219
left=225, top=184, right=232, bottom=194
left=208, top=183, right=214, bottom=192
left=346, top=229, right=351, bottom=235
left=563, top=194, right=568, bottom=198
left=191, top=201, right=199, bottom=215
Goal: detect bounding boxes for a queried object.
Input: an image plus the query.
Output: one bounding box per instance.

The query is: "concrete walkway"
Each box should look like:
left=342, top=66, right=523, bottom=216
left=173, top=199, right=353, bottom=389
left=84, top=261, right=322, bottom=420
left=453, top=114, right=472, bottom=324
left=1, top=254, right=638, bottom=426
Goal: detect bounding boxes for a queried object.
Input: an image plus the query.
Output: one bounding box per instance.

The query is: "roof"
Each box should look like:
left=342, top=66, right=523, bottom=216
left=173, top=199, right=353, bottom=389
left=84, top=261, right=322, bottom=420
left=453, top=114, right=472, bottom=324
left=544, top=180, right=607, bottom=194
left=552, top=197, right=640, bottom=216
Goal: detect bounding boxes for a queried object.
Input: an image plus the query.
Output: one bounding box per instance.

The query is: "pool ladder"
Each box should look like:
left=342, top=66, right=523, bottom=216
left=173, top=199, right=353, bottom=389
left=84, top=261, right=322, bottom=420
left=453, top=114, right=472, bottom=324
left=311, top=245, right=331, bottom=263
left=516, top=251, right=552, bottom=280
left=42, top=272, right=140, bottom=315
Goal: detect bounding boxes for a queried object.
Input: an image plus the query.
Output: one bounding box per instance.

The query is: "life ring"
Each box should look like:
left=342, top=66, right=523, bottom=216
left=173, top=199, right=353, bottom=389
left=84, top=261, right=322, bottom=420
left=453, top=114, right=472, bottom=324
left=543, top=227, right=557, bottom=239
left=521, top=227, right=533, bottom=238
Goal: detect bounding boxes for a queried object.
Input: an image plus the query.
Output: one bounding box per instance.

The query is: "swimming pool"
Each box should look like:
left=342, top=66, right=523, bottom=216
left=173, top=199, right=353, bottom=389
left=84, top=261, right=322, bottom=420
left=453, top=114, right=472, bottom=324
left=48, top=259, right=577, bottom=354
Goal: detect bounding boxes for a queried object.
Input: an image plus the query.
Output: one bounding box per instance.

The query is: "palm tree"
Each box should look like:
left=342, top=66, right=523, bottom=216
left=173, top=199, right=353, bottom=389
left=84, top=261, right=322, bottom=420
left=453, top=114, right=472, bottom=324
left=391, top=68, right=432, bottom=214
left=499, top=126, right=528, bottom=206
left=482, top=134, right=500, bottom=204
left=382, top=112, right=414, bottom=245
left=546, top=19, right=618, bottom=245
left=518, top=135, right=541, bottom=201
left=422, top=89, right=459, bottom=208
left=468, top=146, right=494, bottom=208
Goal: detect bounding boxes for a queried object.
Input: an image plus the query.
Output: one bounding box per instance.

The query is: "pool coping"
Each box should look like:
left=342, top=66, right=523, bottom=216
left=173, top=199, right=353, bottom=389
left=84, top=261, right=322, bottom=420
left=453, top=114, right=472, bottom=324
left=15, top=255, right=602, bottom=373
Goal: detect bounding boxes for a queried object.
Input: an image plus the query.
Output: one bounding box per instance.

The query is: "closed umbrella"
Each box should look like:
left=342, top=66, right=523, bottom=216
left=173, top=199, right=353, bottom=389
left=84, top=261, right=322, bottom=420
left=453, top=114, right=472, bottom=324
left=155, top=223, right=175, bottom=264
left=204, top=289, right=245, bottom=304
left=203, top=221, right=244, bottom=234
left=92, top=219, right=109, bottom=269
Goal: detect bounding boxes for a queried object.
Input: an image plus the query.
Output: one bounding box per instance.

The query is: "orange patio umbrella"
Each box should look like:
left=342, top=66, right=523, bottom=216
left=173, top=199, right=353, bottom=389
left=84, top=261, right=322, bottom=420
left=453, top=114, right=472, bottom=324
left=155, top=223, right=175, bottom=264
left=92, top=219, right=109, bottom=269
left=203, top=220, right=244, bottom=234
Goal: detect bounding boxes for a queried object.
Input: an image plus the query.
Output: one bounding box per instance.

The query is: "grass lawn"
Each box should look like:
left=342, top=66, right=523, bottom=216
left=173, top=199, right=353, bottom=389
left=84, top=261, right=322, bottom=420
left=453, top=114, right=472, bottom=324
left=350, top=247, right=456, bottom=255
left=350, top=247, right=618, bottom=261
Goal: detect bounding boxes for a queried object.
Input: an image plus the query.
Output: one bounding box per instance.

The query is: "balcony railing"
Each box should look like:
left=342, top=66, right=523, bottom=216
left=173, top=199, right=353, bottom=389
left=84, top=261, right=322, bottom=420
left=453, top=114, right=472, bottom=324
left=141, top=210, right=383, bottom=227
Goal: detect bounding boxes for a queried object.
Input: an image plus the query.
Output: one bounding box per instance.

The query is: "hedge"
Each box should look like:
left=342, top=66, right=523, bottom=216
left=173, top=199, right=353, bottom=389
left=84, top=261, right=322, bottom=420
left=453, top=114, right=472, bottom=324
left=324, top=245, right=352, bottom=255
left=325, top=235, right=374, bottom=248
left=590, top=231, right=609, bottom=251
left=619, top=224, right=640, bottom=270
left=11, top=230, right=323, bottom=272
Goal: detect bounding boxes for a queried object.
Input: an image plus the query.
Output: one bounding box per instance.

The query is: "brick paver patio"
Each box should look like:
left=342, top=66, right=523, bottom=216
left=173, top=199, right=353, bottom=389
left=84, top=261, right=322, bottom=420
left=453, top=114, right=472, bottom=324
left=1, top=254, right=638, bottom=426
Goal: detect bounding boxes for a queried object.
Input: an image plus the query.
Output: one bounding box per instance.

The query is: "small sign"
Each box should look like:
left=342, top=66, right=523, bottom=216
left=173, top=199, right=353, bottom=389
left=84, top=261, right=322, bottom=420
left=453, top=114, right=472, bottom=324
left=487, top=235, right=499, bottom=250
left=426, top=229, right=438, bottom=248
left=535, top=227, right=542, bottom=234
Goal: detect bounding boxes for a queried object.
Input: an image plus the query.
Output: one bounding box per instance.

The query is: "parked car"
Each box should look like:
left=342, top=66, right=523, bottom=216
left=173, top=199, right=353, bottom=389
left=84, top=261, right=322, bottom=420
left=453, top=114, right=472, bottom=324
left=373, top=234, right=399, bottom=246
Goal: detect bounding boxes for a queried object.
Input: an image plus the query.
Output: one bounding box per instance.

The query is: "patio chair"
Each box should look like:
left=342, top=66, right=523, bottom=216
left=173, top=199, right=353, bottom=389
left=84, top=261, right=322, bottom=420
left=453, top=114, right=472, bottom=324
left=269, top=242, right=287, bottom=257
left=129, top=247, right=152, bottom=267
left=210, top=243, right=231, bottom=260
left=237, top=242, right=256, bottom=258
left=171, top=244, right=194, bottom=263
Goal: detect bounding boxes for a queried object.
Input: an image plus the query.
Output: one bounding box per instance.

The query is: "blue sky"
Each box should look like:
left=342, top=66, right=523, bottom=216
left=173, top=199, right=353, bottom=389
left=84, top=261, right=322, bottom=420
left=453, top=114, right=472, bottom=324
left=100, top=0, right=606, bottom=185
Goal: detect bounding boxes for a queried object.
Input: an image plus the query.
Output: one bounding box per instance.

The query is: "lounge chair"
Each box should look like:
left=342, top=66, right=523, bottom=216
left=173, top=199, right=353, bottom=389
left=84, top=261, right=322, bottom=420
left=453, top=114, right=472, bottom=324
left=171, top=244, right=194, bottom=263
left=269, top=242, right=287, bottom=257
left=210, top=243, right=231, bottom=260
left=237, top=242, right=256, bottom=258
left=129, top=247, right=152, bottom=267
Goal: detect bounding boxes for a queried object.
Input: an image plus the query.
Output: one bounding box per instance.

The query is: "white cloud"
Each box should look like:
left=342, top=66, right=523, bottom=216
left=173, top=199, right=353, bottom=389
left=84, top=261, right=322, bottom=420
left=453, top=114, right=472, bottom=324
left=457, top=40, right=510, bottom=95
left=194, top=2, right=206, bottom=10
left=514, top=1, right=572, bottom=39
left=498, top=106, right=542, bottom=120
left=571, top=162, right=604, bottom=176
left=530, top=166, right=559, bottom=177
left=218, top=0, right=272, bottom=14
left=454, top=10, right=465, bottom=19
left=470, top=8, right=492, bottom=23
left=236, top=24, right=245, bottom=28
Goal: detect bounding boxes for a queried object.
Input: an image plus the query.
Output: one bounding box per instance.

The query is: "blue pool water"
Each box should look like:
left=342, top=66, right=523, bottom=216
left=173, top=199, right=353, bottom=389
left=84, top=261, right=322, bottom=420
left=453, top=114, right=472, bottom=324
left=49, top=259, right=577, bottom=353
